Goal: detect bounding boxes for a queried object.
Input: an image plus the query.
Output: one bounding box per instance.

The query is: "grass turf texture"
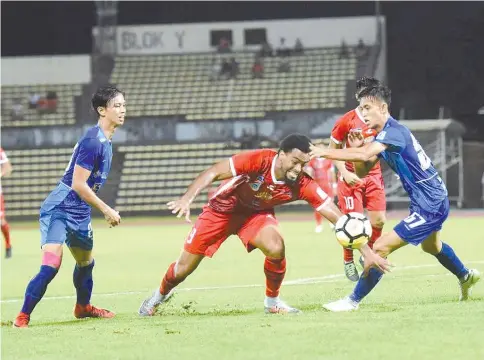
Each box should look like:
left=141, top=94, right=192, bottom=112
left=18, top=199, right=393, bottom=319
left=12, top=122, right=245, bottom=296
left=2, top=214, right=483, bottom=360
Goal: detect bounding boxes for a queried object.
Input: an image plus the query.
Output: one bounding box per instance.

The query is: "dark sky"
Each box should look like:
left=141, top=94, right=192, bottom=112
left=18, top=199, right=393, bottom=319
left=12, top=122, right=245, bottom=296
left=2, top=1, right=484, bottom=118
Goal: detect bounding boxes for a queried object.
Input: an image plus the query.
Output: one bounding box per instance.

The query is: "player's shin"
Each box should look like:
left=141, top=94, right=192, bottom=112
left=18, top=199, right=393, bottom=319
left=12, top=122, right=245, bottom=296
left=343, top=248, right=354, bottom=262
left=160, top=262, right=184, bottom=295
left=369, top=226, right=382, bottom=249
left=264, top=257, right=286, bottom=298
left=349, top=267, right=384, bottom=303
left=1, top=222, right=11, bottom=249
left=20, top=252, right=61, bottom=315
left=73, top=260, right=95, bottom=305
left=434, top=242, right=468, bottom=279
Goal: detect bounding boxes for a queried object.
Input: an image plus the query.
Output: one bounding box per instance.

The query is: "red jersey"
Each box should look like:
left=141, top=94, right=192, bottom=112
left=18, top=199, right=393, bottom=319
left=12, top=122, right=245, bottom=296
left=330, top=108, right=382, bottom=177
left=208, top=149, right=330, bottom=213
left=0, top=148, right=8, bottom=195
left=305, top=158, right=334, bottom=184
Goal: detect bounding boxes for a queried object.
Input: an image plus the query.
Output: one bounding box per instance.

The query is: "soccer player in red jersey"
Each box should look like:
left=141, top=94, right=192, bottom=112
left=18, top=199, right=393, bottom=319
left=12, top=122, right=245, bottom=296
left=304, top=140, right=336, bottom=233
left=329, top=77, right=387, bottom=282
left=138, top=134, right=390, bottom=316
left=0, top=147, right=13, bottom=258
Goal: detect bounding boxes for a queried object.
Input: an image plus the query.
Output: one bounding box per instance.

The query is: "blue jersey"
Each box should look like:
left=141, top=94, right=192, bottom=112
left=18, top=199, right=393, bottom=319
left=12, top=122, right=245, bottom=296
left=375, top=117, right=447, bottom=213
left=41, top=125, right=113, bottom=221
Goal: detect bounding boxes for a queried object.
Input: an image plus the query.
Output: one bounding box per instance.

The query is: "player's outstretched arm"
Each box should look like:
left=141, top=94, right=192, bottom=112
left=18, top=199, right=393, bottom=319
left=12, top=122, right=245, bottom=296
left=72, top=164, right=120, bottom=227
left=329, top=139, right=362, bottom=186
left=310, top=142, right=386, bottom=165
left=167, top=159, right=234, bottom=222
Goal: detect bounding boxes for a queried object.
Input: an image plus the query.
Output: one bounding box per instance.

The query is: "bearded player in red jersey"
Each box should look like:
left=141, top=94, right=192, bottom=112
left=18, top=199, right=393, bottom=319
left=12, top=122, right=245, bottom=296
left=304, top=140, right=337, bottom=233
left=138, top=134, right=390, bottom=316
left=330, top=77, right=387, bottom=282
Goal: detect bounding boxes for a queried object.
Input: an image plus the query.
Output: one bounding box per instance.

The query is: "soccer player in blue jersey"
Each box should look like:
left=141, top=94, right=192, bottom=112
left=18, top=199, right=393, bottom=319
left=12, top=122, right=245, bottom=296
left=310, top=85, right=480, bottom=311
left=13, top=86, right=125, bottom=327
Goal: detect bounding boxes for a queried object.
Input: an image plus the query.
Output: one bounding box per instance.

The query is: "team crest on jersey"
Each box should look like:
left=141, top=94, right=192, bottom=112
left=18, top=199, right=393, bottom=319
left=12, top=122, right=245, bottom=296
left=250, top=175, right=265, bottom=191
left=255, top=191, right=273, bottom=200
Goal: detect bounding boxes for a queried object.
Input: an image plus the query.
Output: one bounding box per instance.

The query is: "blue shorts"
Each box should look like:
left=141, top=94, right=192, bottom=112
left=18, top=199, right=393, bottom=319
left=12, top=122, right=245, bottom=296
left=394, top=198, right=450, bottom=246
left=40, top=210, right=93, bottom=251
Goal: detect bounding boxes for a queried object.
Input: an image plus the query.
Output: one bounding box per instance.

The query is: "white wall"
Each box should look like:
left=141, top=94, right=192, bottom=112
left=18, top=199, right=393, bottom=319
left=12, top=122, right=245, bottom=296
left=1, top=55, right=91, bottom=86
left=114, top=16, right=380, bottom=55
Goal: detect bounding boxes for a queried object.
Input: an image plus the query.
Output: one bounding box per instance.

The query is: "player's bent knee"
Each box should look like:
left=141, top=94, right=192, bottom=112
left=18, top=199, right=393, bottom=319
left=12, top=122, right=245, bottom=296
left=76, top=259, right=94, bottom=267
left=42, top=251, right=62, bottom=269
left=259, top=231, right=285, bottom=258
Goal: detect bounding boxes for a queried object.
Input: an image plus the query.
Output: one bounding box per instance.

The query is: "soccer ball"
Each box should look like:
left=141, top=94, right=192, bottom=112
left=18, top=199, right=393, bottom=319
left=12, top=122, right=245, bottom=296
left=334, top=212, right=372, bottom=249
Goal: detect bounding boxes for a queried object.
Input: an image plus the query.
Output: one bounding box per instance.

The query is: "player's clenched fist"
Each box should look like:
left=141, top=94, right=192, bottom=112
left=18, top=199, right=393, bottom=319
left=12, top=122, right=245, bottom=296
left=167, top=197, right=192, bottom=223
left=309, top=144, right=327, bottom=159
left=103, top=207, right=121, bottom=227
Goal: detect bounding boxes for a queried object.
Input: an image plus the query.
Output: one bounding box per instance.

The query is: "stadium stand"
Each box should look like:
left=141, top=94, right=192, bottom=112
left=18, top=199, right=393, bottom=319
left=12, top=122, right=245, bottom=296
left=1, top=84, right=83, bottom=127
left=1, top=148, right=73, bottom=216
left=111, top=47, right=357, bottom=120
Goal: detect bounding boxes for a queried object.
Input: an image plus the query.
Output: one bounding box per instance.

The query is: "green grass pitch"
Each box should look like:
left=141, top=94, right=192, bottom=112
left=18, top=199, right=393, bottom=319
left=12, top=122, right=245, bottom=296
left=2, top=214, right=483, bottom=360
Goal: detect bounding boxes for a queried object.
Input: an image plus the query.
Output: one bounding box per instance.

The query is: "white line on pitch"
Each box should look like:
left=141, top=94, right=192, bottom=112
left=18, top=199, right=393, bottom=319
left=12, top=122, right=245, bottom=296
left=1, top=260, right=482, bottom=304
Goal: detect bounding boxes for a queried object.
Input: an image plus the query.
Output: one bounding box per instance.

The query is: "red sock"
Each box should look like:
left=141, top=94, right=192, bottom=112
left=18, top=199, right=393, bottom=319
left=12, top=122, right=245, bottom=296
left=1, top=222, right=11, bottom=249
left=159, top=262, right=182, bottom=295
left=264, top=257, right=286, bottom=297
left=343, top=248, right=353, bottom=263
left=369, top=226, right=382, bottom=249
left=314, top=211, right=323, bottom=225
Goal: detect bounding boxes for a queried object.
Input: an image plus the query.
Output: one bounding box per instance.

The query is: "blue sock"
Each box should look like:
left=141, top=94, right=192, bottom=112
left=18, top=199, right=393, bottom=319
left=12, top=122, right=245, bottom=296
left=435, top=243, right=468, bottom=279
left=73, top=260, right=94, bottom=305
left=21, top=265, right=58, bottom=314
left=349, top=268, right=384, bottom=303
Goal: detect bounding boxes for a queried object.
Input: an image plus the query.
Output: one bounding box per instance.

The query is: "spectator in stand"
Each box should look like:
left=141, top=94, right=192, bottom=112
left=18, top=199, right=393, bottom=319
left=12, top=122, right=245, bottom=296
left=28, top=92, right=40, bottom=109
left=355, top=38, right=368, bottom=59
left=278, top=57, right=291, bottom=73
left=259, top=41, right=273, bottom=58
left=220, top=59, right=231, bottom=79
left=339, top=40, right=350, bottom=59
left=252, top=56, right=264, bottom=79
left=11, top=99, right=24, bottom=121
left=209, top=58, right=221, bottom=81
left=294, top=38, right=304, bottom=55
left=46, top=91, right=58, bottom=114
left=276, top=37, right=291, bottom=57
left=229, top=57, right=239, bottom=79
left=217, top=37, right=231, bottom=53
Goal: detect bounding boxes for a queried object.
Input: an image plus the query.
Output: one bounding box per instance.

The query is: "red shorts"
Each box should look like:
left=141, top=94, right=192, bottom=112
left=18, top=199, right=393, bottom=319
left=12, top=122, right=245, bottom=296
left=337, top=175, right=386, bottom=213
left=184, top=206, right=279, bottom=257
left=0, top=194, right=5, bottom=219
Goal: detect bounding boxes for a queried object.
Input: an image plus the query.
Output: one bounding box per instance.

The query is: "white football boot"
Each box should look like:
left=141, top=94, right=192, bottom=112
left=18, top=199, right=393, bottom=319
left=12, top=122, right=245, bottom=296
left=138, top=289, right=175, bottom=316
left=264, top=296, right=301, bottom=314
left=459, top=269, right=481, bottom=301
left=323, top=297, right=359, bottom=312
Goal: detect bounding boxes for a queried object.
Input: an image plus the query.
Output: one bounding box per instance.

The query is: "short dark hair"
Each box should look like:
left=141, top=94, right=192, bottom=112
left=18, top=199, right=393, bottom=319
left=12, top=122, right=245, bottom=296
left=91, top=86, right=125, bottom=116
left=355, top=76, right=380, bottom=93
left=357, top=85, right=392, bottom=107
left=278, top=133, right=312, bottom=154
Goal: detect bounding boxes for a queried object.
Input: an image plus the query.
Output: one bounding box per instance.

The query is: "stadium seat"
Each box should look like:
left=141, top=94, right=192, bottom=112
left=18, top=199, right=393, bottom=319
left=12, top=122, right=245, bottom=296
left=110, top=47, right=357, bottom=120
